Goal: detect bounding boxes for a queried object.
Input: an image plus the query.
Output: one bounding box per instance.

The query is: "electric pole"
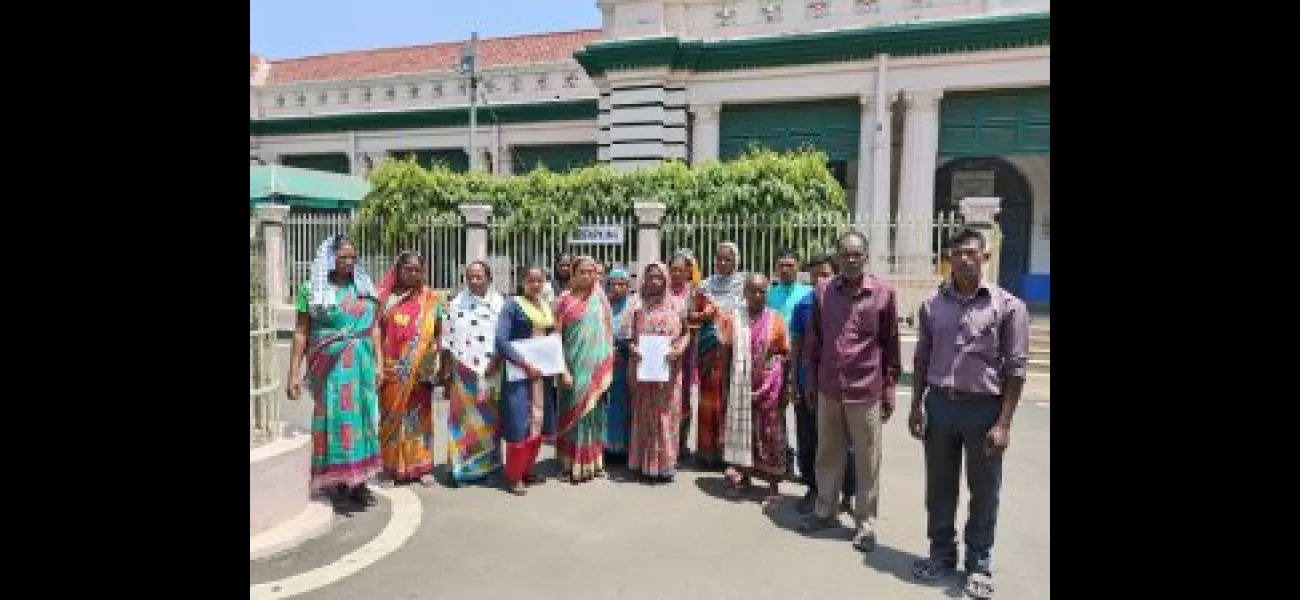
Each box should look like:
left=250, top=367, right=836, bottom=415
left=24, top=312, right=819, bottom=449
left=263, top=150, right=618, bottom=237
left=459, top=33, right=480, bottom=172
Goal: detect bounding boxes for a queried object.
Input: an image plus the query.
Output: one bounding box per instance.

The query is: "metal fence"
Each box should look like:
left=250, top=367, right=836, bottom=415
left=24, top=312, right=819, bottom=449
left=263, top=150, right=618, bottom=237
left=660, top=211, right=964, bottom=322
left=487, top=214, right=636, bottom=295
left=250, top=216, right=281, bottom=447
left=284, top=213, right=465, bottom=293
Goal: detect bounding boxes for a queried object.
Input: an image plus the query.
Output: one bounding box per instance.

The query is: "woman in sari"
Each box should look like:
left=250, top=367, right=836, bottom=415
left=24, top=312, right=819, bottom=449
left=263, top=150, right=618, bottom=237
left=376, top=251, right=443, bottom=486
left=554, top=256, right=616, bottom=484
left=286, top=234, right=382, bottom=506
left=723, top=273, right=791, bottom=501
left=494, top=266, right=558, bottom=495
left=438, top=260, right=506, bottom=486
left=667, top=250, right=701, bottom=463
left=603, top=268, right=636, bottom=461
left=623, top=261, right=689, bottom=482
left=695, top=241, right=745, bottom=470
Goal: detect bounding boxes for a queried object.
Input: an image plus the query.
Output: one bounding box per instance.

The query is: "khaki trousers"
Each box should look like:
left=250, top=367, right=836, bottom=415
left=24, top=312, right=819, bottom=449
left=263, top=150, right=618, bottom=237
left=814, top=392, right=882, bottom=528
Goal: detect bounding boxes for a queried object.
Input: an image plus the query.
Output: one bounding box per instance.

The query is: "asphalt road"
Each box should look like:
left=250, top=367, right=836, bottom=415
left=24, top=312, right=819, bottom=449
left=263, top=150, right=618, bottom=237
left=253, top=348, right=1050, bottom=600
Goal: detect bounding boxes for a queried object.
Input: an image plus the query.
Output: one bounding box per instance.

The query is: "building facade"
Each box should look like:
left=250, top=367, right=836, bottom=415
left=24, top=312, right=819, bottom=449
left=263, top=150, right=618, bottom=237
left=250, top=0, right=1050, bottom=305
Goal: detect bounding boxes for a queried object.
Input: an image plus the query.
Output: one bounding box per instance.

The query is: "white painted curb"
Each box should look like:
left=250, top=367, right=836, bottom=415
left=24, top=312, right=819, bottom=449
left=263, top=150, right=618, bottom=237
left=249, top=486, right=423, bottom=600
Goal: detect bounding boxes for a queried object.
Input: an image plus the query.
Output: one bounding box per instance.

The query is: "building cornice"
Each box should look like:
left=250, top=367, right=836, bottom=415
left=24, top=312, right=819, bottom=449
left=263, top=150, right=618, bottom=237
left=249, top=98, right=599, bottom=136
left=573, top=11, right=1049, bottom=77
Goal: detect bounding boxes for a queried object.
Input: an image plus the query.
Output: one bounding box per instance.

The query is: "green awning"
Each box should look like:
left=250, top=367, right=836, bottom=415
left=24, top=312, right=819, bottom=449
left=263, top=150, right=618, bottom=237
left=250, top=164, right=371, bottom=209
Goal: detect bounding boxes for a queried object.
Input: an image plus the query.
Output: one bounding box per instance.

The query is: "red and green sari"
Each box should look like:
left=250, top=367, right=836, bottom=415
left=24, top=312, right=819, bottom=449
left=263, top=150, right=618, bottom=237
left=376, top=276, right=442, bottom=482
left=555, top=288, right=615, bottom=481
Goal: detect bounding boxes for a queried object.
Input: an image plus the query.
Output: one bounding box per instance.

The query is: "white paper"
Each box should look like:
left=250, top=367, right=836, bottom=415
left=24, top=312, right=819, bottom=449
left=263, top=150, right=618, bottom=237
left=636, top=334, right=672, bottom=383
left=505, top=334, right=568, bottom=382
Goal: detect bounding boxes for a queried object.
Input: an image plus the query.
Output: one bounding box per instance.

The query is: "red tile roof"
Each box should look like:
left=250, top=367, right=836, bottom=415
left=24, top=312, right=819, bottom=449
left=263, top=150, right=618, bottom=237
left=264, top=29, right=602, bottom=85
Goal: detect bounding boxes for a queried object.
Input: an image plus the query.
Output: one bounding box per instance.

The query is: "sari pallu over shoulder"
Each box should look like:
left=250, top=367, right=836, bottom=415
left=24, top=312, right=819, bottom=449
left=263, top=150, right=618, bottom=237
left=381, top=288, right=442, bottom=401
left=555, top=291, right=615, bottom=435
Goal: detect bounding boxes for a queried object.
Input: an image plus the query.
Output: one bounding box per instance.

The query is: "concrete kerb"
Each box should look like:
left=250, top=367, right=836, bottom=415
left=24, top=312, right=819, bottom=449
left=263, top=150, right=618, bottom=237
left=249, top=486, right=423, bottom=600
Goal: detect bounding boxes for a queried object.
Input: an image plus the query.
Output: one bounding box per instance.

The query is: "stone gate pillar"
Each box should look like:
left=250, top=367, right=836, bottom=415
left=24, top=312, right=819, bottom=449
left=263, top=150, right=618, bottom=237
left=459, top=204, right=494, bottom=264
left=254, top=204, right=292, bottom=329
left=634, top=201, right=667, bottom=277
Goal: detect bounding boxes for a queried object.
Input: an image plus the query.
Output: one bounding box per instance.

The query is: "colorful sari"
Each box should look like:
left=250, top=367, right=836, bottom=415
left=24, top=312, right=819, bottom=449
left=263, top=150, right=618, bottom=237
left=723, top=306, right=790, bottom=478
left=623, top=264, right=686, bottom=478
left=668, top=278, right=699, bottom=458
left=555, top=287, right=615, bottom=480
left=605, top=290, right=635, bottom=455
left=442, top=289, right=505, bottom=483
left=296, top=278, right=382, bottom=491
left=495, top=296, right=557, bottom=485
left=696, top=270, right=743, bottom=466
left=375, top=274, right=442, bottom=481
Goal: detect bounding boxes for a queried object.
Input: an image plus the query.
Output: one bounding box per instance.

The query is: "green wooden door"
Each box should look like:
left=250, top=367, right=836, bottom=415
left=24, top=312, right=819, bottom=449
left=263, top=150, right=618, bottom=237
left=719, top=100, right=861, bottom=162
left=939, top=87, right=1049, bottom=158
left=280, top=153, right=351, bottom=174
left=512, top=144, right=598, bottom=174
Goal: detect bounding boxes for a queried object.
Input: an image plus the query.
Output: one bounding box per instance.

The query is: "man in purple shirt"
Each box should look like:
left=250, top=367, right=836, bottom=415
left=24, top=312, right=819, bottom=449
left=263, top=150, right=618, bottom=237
left=798, top=231, right=902, bottom=555
left=909, top=227, right=1030, bottom=600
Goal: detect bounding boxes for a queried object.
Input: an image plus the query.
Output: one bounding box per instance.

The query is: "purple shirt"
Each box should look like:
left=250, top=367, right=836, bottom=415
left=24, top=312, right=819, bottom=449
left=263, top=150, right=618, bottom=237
left=915, top=280, right=1030, bottom=395
left=803, top=274, right=902, bottom=404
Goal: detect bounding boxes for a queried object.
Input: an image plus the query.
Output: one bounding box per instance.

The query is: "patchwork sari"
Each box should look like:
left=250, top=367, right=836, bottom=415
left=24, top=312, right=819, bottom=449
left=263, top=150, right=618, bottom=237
left=555, top=288, right=615, bottom=480
left=723, top=306, right=790, bottom=479
left=376, top=277, right=442, bottom=481
left=296, top=280, right=382, bottom=490
left=442, top=289, right=506, bottom=483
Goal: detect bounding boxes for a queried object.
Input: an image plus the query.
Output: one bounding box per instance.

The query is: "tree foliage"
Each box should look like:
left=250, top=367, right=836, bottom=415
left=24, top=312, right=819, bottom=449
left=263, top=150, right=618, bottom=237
left=357, top=148, right=849, bottom=250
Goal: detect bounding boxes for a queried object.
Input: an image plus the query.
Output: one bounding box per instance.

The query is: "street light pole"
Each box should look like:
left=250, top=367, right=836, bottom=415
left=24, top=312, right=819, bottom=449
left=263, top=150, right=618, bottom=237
left=459, top=33, right=480, bottom=172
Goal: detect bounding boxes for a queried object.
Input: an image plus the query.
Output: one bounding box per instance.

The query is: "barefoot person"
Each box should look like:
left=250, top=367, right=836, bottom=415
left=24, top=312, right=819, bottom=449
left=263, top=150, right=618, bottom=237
left=722, top=273, right=791, bottom=500
left=286, top=234, right=382, bottom=507
left=375, top=251, right=443, bottom=487
left=554, top=256, right=616, bottom=483
left=799, top=231, right=902, bottom=555
left=909, top=228, right=1029, bottom=600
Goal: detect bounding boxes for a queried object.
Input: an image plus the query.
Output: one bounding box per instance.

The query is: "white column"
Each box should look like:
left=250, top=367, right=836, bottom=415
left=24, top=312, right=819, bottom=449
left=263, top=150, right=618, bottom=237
left=691, top=104, right=720, bottom=166
left=869, top=94, right=894, bottom=275
left=896, top=89, right=943, bottom=275
left=854, top=96, right=875, bottom=219
left=498, top=145, right=514, bottom=176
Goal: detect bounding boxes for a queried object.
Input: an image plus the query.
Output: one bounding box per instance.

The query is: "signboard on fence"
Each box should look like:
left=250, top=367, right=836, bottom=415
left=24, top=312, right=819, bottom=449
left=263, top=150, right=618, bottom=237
left=569, top=225, right=625, bottom=245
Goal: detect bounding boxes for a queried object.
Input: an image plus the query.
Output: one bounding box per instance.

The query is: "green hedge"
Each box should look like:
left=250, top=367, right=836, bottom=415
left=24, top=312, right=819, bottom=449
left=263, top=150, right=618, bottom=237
left=357, top=148, right=850, bottom=249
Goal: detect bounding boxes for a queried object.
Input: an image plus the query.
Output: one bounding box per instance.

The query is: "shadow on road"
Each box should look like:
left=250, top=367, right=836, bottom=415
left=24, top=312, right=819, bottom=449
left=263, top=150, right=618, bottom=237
left=861, top=544, right=966, bottom=598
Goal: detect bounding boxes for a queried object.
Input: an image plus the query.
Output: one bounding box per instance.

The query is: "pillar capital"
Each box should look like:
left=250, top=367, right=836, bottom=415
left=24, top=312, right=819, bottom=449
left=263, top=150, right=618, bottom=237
left=902, top=89, right=944, bottom=112
left=254, top=203, right=290, bottom=224
left=692, top=103, right=720, bottom=122
left=633, top=201, right=667, bottom=226
left=458, top=203, right=494, bottom=227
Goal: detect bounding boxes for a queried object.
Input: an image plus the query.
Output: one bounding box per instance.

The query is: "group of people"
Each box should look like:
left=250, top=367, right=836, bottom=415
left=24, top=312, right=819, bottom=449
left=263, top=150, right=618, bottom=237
left=284, top=226, right=1029, bottom=600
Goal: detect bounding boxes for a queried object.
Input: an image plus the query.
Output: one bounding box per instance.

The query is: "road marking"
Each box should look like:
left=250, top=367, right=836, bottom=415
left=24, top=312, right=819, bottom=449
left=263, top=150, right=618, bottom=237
left=249, top=486, right=423, bottom=600
left=1035, top=402, right=1049, bottom=408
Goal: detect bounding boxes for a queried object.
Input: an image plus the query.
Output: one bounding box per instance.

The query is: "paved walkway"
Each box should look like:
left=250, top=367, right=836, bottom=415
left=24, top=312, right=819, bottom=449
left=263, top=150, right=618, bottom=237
left=252, top=381, right=1050, bottom=600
